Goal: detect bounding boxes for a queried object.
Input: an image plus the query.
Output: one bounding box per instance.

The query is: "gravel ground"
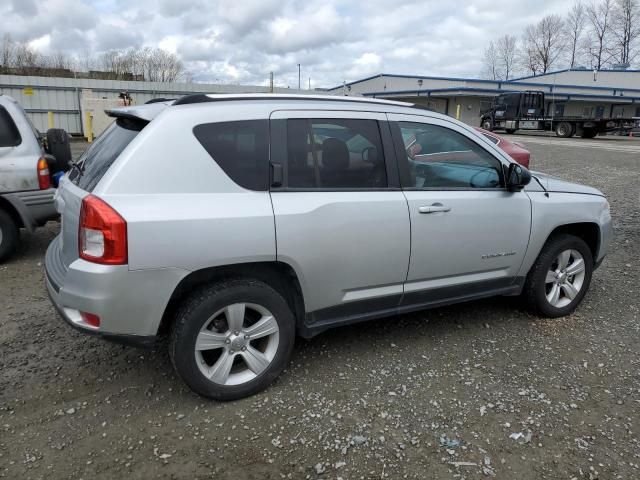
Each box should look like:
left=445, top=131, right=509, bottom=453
left=1, top=137, right=638, bottom=479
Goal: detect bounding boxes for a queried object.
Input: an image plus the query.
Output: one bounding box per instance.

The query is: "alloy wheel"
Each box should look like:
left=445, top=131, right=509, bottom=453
left=194, top=303, right=279, bottom=386
left=544, top=249, right=586, bottom=308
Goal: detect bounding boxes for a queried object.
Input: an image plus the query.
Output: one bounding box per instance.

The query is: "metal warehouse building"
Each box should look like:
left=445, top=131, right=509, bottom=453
left=325, top=69, right=640, bottom=127
left=0, top=75, right=303, bottom=136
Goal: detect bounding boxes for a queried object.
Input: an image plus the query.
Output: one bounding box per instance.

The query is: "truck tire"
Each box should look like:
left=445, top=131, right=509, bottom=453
left=555, top=122, right=574, bottom=138
left=481, top=119, right=493, bottom=131
left=46, top=128, right=72, bottom=174
left=170, top=278, right=296, bottom=401
left=523, top=234, right=593, bottom=318
left=0, top=209, right=19, bottom=263
left=581, top=128, right=597, bottom=139
left=505, top=129, right=516, bottom=134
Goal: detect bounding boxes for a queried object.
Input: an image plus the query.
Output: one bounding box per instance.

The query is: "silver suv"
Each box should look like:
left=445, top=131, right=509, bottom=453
left=45, top=94, right=612, bottom=400
left=0, top=95, right=65, bottom=261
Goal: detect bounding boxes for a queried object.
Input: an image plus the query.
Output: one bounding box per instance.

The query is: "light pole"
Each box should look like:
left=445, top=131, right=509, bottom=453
left=297, top=64, right=301, bottom=90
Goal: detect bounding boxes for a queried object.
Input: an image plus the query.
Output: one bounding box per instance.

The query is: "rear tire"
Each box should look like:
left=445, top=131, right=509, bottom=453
left=169, top=278, right=296, bottom=401
left=555, top=122, right=574, bottom=138
left=505, top=129, right=516, bottom=134
left=581, top=128, right=597, bottom=139
left=523, top=234, right=593, bottom=317
left=0, top=209, right=19, bottom=263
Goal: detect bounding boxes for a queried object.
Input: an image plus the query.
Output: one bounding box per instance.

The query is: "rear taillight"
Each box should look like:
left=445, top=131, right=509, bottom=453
left=79, top=195, right=127, bottom=265
left=37, top=157, right=51, bottom=190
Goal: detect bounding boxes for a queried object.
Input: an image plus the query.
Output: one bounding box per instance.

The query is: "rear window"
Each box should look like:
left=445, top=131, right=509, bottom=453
left=71, top=118, right=143, bottom=191
left=193, top=120, right=269, bottom=191
left=0, top=106, right=22, bottom=147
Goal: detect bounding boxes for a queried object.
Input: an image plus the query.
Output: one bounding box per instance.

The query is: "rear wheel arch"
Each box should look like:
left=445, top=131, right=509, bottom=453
left=158, top=261, right=306, bottom=337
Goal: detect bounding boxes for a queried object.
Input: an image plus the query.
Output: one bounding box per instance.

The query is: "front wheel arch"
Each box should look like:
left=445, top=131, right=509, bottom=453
left=541, top=223, right=600, bottom=264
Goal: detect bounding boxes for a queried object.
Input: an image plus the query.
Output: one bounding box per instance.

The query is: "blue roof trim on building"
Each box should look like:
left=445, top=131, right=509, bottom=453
left=327, top=72, right=640, bottom=95
left=327, top=73, right=506, bottom=91
left=509, top=68, right=640, bottom=81
left=362, top=87, right=513, bottom=96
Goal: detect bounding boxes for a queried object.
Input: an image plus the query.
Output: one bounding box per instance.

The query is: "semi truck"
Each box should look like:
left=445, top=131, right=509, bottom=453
left=480, top=90, right=638, bottom=138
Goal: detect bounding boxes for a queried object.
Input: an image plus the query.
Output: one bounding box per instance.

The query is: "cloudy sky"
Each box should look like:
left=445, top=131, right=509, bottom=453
left=2, top=0, right=573, bottom=88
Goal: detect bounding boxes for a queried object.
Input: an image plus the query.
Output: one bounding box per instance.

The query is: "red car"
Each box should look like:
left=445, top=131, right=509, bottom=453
left=473, top=127, right=530, bottom=168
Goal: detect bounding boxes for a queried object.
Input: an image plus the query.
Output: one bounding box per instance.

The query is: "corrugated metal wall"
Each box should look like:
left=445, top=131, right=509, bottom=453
left=0, top=75, right=307, bottom=134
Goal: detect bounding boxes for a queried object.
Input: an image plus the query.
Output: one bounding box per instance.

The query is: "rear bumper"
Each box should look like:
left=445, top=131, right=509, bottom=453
left=2, top=189, right=58, bottom=231
left=45, top=275, right=157, bottom=348
left=44, top=235, right=189, bottom=346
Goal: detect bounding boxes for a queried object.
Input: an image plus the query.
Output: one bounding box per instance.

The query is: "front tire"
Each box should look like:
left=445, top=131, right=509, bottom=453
left=169, top=278, right=296, bottom=401
left=523, top=234, right=593, bottom=317
left=0, top=209, right=19, bottom=263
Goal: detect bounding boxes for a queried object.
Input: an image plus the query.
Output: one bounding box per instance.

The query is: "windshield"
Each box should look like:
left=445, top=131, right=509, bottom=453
left=70, top=118, right=144, bottom=191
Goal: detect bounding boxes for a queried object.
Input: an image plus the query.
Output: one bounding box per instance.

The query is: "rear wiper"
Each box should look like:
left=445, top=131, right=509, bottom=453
left=68, top=160, right=84, bottom=178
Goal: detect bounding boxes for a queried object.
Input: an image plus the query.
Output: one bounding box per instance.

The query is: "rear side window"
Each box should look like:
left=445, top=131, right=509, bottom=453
left=482, top=133, right=499, bottom=145
left=0, top=106, right=22, bottom=147
left=71, top=118, right=143, bottom=191
left=193, top=120, right=269, bottom=191
left=285, top=119, right=387, bottom=189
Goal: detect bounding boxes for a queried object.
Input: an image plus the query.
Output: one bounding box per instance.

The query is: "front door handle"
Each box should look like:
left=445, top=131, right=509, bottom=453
left=418, top=204, right=451, bottom=214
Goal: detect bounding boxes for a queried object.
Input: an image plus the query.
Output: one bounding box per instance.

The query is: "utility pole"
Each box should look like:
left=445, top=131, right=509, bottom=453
left=269, top=71, right=274, bottom=93
left=308, top=77, right=311, bottom=90
left=297, top=64, right=301, bottom=90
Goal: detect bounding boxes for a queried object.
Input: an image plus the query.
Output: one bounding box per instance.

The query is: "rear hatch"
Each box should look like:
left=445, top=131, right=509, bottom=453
left=55, top=114, right=150, bottom=269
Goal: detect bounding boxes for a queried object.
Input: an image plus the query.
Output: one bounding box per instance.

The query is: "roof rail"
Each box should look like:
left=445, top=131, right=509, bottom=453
left=172, top=93, right=414, bottom=107
left=145, top=97, right=176, bottom=104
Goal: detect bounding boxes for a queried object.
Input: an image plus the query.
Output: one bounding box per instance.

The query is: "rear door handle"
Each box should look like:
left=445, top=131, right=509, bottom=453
left=418, top=204, right=451, bottom=214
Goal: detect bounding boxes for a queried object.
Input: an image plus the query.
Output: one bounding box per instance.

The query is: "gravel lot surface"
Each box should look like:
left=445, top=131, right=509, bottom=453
left=1, top=136, right=638, bottom=479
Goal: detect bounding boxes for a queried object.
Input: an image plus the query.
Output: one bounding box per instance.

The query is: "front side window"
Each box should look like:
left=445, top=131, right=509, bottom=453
left=397, top=122, right=503, bottom=189
left=286, top=119, right=387, bottom=189
left=0, top=106, right=22, bottom=147
left=194, top=120, right=269, bottom=191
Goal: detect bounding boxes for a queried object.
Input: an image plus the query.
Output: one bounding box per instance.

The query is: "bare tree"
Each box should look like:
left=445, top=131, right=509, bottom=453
left=522, top=15, right=566, bottom=74
left=585, top=0, right=614, bottom=69
left=611, top=0, right=640, bottom=65
left=1, top=34, right=13, bottom=67
left=520, top=43, right=542, bottom=75
left=566, top=1, right=587, bottom=67
left=12, top=42, right=39, bottom=69
left=497, top=34, right=518, bottom=79
left=482, top=41, right=500, bottom=80
left=99, top=47, right=183, bottom=82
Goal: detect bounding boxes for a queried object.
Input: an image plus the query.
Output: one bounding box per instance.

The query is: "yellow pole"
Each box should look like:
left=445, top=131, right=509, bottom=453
left=48, top=111, right=54, bottom=129
left=456, top=104, right=461, bottom=120
left=85, top=111, right=94, bottom=143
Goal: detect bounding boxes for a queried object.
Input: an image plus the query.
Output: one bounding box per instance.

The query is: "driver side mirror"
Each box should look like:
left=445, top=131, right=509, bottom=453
left=506, top=163, right=531, bottom=192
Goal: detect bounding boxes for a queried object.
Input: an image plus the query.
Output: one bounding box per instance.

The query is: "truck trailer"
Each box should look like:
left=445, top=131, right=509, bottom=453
left=480, top=90, right=637, bottom=138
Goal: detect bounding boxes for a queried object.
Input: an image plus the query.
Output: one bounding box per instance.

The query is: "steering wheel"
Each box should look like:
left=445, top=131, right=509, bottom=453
left=469, top=168, right=499, bottom=189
